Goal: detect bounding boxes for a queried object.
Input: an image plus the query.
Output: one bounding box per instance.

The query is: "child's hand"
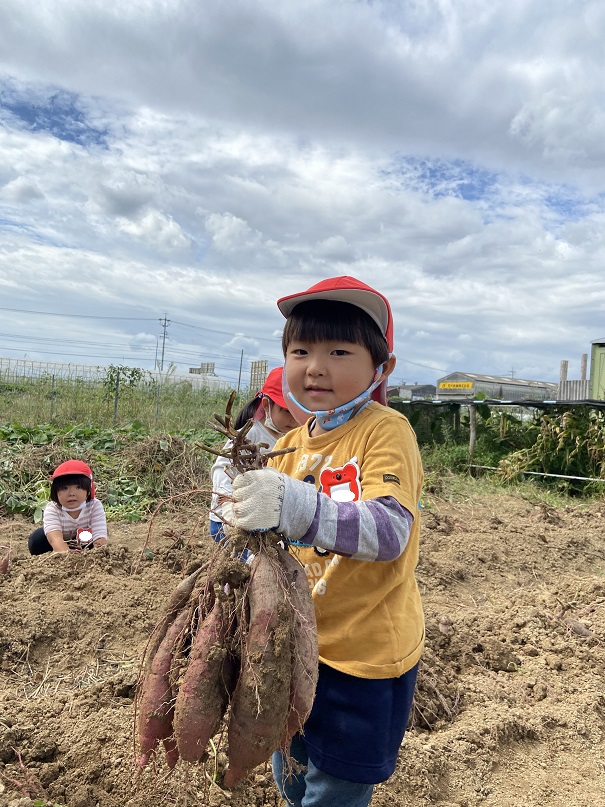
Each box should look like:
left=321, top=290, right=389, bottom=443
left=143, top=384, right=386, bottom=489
left=231, top=469, right=286, bottom=532
left=230, top=468, right=318, bottom=540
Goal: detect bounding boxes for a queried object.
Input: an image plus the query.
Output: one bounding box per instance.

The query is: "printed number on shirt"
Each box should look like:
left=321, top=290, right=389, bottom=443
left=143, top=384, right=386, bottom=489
left=295, top=453, right=333, bottom=475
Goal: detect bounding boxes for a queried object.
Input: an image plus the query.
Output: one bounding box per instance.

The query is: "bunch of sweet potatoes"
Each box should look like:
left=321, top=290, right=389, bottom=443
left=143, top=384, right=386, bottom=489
left=135, top=536, right=318, bottom=788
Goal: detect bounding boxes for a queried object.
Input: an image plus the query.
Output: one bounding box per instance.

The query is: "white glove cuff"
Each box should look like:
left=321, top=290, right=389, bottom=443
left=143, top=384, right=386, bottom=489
left=278, top=474, right=318, bottom=541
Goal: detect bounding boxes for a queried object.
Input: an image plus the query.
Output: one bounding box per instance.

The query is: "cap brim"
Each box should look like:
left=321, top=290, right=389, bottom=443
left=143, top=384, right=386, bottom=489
left=277, top=287, right=389, bottom=337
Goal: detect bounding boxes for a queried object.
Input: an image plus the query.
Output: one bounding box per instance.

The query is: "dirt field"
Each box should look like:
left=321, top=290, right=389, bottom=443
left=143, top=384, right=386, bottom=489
left=1, top=483, right=605, bottom=807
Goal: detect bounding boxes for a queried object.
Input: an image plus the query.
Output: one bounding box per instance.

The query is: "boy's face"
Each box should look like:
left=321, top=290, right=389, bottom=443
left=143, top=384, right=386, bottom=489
left=285, top=338, right=378, bottom=414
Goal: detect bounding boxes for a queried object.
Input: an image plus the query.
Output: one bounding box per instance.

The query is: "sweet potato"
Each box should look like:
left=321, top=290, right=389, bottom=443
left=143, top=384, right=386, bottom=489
left=223, top=552, right=293, bottom=788
left=277, top=547, right=319, bottom=743
left=144, top=566, right=205, bottom=674
left=137, top=608, right=189, bottom=769
left=173, top=598, right=236, bottom=762
left=162, top=737, right=179, bottom=770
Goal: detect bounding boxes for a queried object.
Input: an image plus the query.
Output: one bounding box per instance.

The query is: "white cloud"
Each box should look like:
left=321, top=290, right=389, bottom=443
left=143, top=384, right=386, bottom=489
left=0, top=0, right=605, bottom=389
left=116, top=210, right=192, bottom=252
left=205, top=213, right=261, bottom=253
left=2, top=176, right=44, bottom=203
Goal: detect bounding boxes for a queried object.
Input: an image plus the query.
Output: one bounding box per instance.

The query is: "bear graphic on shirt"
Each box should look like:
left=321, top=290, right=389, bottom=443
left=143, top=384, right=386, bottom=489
left=319, top=457, right=361, bottom=502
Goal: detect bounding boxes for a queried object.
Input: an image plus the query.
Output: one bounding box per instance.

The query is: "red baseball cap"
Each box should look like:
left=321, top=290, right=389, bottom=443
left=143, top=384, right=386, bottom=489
left=277, top=275, right=393, bottom=352
left=258, top=366, right=287, bottom=409
left=277, top=276, right=393, bottom=405
left=52, top=460, right=95, bottom=498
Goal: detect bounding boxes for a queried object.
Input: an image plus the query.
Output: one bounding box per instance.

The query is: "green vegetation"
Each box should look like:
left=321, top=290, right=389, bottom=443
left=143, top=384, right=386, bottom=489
left=0, top=420, right=226, bottom=522
left=399, top=401, right=605, bottom=497
left=0, top=365, right=252, bottom=432
left=1, top=383, right=604, bottom=525
left=498, top=407, right=605, bottom=495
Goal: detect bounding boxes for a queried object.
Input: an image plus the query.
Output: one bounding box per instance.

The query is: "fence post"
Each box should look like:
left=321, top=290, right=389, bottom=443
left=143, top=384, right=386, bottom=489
left=468, top=404, right=477, bottom=468
left=155, top=377, right=161, bottom=427
left=50, top=374, right=56, bottom=421
left=113, top=369, right=120, bottom=427
left=453, top=405, right=460, bottom=434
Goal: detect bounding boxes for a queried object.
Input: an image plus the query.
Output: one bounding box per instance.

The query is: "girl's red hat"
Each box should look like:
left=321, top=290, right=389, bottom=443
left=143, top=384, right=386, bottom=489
left=52, top=460, right=95, bottom=498
left=258, top=366, right=287, bottom=409
left=277, top=276, right=393, bottom=405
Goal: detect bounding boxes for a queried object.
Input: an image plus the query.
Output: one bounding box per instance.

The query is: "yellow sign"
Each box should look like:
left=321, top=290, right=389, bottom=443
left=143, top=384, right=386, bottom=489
left=439, top=382, right=473, bottom=389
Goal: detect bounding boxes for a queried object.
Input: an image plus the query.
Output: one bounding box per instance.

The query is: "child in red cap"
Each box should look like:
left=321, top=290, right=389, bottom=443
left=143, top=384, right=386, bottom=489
left=209, top=366, right=298, bottom=546
left=27, top=460, right=108, bottom=555
left=228, top=277, right=424, bottom=807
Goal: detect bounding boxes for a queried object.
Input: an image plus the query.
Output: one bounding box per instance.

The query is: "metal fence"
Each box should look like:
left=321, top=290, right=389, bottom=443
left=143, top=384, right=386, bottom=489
left=557, top=379, right=591, bottom=400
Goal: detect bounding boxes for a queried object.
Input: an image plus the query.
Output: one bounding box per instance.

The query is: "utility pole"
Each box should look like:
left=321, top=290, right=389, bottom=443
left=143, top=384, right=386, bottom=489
left=237, top=349, right=244, bottom=393
left=159, top=314, right=170, bottom=372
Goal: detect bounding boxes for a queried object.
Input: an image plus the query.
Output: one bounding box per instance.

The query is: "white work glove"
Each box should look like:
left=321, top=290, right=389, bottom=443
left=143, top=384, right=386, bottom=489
left=231, top=468, right=285, bottom=532
left=220, top=501, right=235, bottom=535
left=231, top=468, right=318, bottom=539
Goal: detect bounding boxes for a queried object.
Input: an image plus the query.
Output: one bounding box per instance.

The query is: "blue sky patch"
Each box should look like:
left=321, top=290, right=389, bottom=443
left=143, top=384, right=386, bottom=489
left=383, top=156, right=500, bottom=202
left=0, top=216, right=70, bottom=248
left=0, top=81, right=109, bottom=148
left=384, top=156, right=605, bottom=229
left=542, top=190, right=596, bottom=221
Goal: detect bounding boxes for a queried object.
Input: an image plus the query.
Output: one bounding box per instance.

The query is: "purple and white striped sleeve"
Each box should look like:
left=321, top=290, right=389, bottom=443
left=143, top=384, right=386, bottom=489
left=278, top=476, right=413, bottom=562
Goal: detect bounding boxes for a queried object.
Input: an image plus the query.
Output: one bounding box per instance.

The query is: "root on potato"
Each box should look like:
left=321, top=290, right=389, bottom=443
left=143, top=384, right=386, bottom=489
left=277, top=546, right=319, bottom=745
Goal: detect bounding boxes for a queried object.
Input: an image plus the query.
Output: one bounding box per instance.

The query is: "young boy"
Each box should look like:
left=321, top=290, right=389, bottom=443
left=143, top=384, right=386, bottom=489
left=229, top=276, right=424, bottom=807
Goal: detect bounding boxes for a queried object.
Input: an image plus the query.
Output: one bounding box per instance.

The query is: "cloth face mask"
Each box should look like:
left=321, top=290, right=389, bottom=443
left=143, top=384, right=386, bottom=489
left=284, top=364, right=385, bottom=432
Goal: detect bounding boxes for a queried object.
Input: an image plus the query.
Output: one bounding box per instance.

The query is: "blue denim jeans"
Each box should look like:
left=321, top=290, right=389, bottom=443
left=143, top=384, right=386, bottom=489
left=272, top=734, right=374, bottom=807
left=209, top=519, right=226, bottom=543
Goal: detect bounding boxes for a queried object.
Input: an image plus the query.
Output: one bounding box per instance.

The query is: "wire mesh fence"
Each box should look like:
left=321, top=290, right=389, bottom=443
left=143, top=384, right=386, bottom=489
left=0, top=363, right=245, bottom=432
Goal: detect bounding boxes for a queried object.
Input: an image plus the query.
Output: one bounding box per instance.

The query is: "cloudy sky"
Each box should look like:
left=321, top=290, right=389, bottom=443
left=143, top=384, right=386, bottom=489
left=1, top=0, right=604, bottom=391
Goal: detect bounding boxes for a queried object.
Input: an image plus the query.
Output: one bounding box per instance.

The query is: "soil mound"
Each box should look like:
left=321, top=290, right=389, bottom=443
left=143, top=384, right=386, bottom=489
left=1, top=489, right=605, bottom=807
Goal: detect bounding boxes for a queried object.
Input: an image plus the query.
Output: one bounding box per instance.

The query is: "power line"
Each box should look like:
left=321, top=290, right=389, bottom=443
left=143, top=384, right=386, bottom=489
left=170, top=320, right=282, bottom=344
left=0, top=339, right=435, bottom=374
left=398, top=357, right=447, bottom=372
left=0, top=333, right=154, bottom=352
left=0, top=306, right=283, bottom=344
left=0, top=308, right=437, bottom=368
left=0, top=331, right=281, bottom=362
left=0, top=306, right=156, bottom=321
left=0, top=347, right=154, bottom=361
left=0, top=310, right=441, bottom=375
left=0, top=340, right=281, bottom=368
